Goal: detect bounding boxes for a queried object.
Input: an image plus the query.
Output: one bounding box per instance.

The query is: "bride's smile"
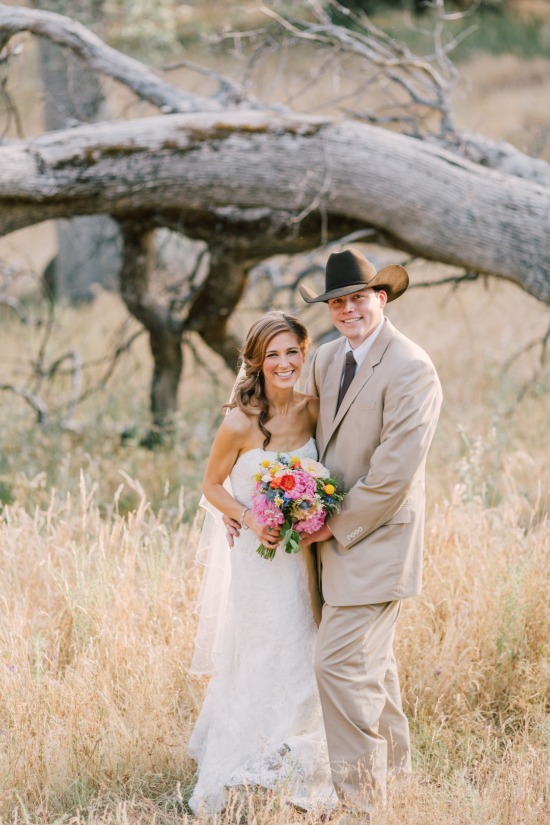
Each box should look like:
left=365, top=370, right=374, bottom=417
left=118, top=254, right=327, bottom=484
left=262, top=331, right=305, bottom=393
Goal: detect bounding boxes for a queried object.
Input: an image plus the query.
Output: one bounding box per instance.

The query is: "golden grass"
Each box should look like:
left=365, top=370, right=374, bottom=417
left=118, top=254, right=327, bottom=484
left=0, top=272, right=548, bottom=823
left=0, top=13, right=549, bottom=821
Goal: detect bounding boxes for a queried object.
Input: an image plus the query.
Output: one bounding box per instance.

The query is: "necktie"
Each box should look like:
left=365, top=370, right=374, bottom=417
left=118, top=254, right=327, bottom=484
left=336, top=350, right=356, bottom=411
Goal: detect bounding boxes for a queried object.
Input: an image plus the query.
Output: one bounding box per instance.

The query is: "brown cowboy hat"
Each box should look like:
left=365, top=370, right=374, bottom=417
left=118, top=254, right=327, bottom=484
left=299, top=248, right=409, bottom=303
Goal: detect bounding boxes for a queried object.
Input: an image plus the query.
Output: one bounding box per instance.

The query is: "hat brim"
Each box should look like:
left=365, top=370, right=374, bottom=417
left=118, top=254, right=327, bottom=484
left=299, top=264, right=409, bottom=304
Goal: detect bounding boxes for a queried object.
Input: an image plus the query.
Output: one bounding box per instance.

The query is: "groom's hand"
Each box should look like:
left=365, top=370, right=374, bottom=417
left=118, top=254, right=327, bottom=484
left=299, top=523, right=333, bottom=547
left=222, top=513, right=241, bottom=548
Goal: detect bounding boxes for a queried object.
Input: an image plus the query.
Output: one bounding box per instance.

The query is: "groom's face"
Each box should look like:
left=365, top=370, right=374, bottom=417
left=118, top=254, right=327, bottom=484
left=328, top=287, right=387, bottom=348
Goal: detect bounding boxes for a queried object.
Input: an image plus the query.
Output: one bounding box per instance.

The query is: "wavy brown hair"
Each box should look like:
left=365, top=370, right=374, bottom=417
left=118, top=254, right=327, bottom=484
left=224, top=311, right=310, bottom=448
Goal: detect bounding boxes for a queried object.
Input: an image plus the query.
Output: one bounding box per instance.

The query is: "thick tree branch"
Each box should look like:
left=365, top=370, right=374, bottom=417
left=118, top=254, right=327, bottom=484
left=447, top=131, right=550, bottom=188
left=1, top=2, right=546, bottom=188
left=0, top=111, right=548, bottom=302
left=0, top=3, right=219, bottom=114
left=181, top=207, right=364, bottom=368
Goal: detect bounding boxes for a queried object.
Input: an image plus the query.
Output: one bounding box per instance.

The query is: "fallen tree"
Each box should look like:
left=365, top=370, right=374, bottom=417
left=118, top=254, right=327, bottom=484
left=1, top=1, right=549, bottom=426
left=1, top=110, right=549, bottom=302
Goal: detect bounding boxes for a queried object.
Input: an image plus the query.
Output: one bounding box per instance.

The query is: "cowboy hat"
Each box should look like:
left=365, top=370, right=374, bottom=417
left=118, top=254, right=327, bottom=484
left=299, top=248, right=409, bottom=303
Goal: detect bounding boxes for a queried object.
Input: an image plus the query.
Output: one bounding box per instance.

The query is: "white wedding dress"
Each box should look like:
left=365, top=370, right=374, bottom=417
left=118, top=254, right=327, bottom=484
left=188, top=437, right=335, bottom=814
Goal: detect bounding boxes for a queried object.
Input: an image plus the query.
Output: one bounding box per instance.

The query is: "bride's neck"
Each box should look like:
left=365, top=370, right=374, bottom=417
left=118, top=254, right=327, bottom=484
left=265, top=386, right=294, bottom=416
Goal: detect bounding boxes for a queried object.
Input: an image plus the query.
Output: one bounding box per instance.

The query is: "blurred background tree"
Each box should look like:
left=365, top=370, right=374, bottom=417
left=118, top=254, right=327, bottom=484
left=0, top=0, right=548, bottom=433
left=35, top=0, right=120, bottom=302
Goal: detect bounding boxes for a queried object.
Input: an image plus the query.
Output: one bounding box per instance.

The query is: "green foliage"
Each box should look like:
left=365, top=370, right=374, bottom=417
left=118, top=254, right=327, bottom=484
left=103, top=0, right=196, bottom=56
left=0, top=479, right=13, bottom=506
left=327, top=3, right=550, bottom=61
left=450, top=9, right=550, bottom=60
left=327, top=0, right=509, bottom=14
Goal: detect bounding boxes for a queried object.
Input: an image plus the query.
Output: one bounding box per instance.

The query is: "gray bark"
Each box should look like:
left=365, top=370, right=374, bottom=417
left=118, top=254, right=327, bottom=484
left=114, top=207, right=365, bottom=424
left=441, top=131, right=550, bottom=189
left=1, top=111, right=549, bottom=302
left=118, top=220, right=183, bottom=427
left=0, top=3, right=219, bottom=114
left=36, top=0, right=120, bottom=301
left=2, top=4, right=547, bottom=189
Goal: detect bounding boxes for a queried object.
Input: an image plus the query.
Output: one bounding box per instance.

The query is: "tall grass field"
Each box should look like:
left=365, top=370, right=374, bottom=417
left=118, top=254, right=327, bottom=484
left=0, top=264, right=548, bottom=824
left=0, top=2, right=550, bottom=820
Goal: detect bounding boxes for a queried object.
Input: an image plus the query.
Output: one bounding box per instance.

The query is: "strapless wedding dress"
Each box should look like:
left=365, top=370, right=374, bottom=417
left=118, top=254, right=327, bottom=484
left=188, top=437, right=335, bottom=814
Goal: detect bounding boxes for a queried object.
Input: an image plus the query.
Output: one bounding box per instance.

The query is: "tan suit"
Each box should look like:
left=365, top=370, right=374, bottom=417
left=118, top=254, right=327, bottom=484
left=306, top=317, right=442, bottom=810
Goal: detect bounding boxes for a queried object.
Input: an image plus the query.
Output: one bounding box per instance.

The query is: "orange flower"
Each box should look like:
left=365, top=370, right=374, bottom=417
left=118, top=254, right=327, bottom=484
left=323, top=484, right=335, bottom=495
left=280, top=474, right=296, bottom=492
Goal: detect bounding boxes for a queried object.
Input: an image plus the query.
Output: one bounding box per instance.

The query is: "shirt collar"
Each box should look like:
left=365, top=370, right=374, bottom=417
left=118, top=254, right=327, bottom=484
left=345, top=317, right=385, bottom=367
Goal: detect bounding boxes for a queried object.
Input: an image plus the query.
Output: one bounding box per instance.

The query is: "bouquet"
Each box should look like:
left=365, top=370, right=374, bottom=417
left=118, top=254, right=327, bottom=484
left=251, top=453, right=344, bottom=560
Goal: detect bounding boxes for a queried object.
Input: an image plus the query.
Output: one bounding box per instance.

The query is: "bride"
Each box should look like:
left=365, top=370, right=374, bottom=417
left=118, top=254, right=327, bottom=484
left=187, top=310, right=335, bottom=814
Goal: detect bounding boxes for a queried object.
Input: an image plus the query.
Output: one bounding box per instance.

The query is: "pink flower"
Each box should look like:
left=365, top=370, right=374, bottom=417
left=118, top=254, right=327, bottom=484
left=294, top=509, right=326, bottom=534
left=251, top=494, right=285, bottom=528
left=283, top=470, right=317, bottom=501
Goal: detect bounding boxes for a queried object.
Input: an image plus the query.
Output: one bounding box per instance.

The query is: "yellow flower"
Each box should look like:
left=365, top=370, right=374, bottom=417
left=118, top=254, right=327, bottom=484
left=291, top=456, right=301, bottom=466
left=261, top=459, right=271, bottom=468
left=324, top=484, right=335, bottom=495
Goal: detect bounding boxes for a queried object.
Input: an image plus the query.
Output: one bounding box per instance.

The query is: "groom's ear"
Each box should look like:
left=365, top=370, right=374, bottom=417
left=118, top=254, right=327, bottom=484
left=377, top=289, right=388, bottom=308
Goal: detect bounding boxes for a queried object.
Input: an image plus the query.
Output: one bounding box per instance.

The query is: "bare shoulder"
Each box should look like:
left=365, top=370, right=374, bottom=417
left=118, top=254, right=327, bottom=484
left=220, top=406, right=255, bottom=439
left=294, top=391, right=320, bottom=425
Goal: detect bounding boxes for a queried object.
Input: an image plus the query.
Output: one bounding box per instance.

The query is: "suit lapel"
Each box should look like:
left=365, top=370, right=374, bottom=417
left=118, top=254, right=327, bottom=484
left=318, top=338, right=346, bottom=442
left=323, top=318, right=395, bottom=445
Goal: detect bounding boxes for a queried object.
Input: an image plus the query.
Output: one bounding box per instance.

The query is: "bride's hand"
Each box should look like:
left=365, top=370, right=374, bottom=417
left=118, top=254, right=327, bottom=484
left=243, top=510, right=281, bottom=550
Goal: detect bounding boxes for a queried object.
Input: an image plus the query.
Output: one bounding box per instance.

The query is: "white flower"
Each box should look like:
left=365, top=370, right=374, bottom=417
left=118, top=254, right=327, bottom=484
left=300, top=457, right=330, bottom=479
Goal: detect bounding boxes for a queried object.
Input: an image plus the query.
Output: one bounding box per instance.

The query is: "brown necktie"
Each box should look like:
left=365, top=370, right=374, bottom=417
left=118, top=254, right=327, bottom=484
left=336, top=350, right=356, bottom=411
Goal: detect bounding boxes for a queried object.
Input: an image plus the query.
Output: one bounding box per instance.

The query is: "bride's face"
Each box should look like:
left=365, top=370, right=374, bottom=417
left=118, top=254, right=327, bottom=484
left=262, top=331, right=304, bottom=391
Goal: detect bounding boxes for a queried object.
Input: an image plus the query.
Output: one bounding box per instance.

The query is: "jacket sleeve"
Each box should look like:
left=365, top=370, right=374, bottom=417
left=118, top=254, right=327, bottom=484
left=328, top=356, right=442, bottom=549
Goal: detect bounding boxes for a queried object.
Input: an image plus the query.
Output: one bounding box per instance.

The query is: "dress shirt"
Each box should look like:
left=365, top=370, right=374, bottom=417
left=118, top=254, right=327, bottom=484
left=344, top=317, right=385, bottom=365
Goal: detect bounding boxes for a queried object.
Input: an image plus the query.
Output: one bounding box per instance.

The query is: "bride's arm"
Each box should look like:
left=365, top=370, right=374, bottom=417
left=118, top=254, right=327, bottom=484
left=202, top=412, right=281, bottom=549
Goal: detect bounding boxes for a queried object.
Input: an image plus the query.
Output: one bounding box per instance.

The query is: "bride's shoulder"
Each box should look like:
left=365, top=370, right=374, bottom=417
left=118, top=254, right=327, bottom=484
left=222, top=406, right=255, bottom=436
left=294, top=391, right=319, bottom=423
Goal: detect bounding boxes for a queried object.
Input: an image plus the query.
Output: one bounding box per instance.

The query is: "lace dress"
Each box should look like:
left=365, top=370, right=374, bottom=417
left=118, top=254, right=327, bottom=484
left=188, top=437, right=335, bottom=814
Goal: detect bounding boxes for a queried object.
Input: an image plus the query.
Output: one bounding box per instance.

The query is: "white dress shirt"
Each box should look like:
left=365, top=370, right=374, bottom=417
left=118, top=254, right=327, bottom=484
left=344, top=317, right=385, bottom=366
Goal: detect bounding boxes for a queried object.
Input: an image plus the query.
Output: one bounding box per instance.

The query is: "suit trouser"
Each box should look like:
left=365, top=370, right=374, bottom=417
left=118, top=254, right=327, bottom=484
left=314, top=601, right=411, bottom=811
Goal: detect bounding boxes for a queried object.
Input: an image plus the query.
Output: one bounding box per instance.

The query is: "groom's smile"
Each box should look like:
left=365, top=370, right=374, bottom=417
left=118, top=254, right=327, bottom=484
left=328, top=287, right=387, bottom=348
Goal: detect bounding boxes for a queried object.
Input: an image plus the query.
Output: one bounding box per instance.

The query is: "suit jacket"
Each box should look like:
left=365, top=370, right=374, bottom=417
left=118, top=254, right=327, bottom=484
left=306, top=317, right=442, bottom=607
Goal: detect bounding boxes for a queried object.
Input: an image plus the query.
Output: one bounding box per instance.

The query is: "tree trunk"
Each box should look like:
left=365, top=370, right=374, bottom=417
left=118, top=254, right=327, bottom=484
left=1, top=111, right=549, bottom=302
left=36, top=0, right=120, bottom=302
left=117, top=220, right=184, bottom=428
left=148, top=329, right=183, bottom=429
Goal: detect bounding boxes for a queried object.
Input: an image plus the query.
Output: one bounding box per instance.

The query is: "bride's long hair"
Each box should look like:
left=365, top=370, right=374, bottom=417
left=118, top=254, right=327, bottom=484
left=225, top=310, right=310, bottom=448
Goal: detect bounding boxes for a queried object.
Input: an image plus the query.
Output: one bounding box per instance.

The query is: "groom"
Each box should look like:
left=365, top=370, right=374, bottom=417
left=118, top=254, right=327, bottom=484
left=298, top=249, right=442, bottom=815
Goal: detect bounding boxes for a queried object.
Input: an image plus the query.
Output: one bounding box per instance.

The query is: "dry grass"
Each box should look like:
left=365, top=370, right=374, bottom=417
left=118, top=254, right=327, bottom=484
left=0, top=271, right=549, bottom=824
left=0, top=8, right=549, bottom=822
